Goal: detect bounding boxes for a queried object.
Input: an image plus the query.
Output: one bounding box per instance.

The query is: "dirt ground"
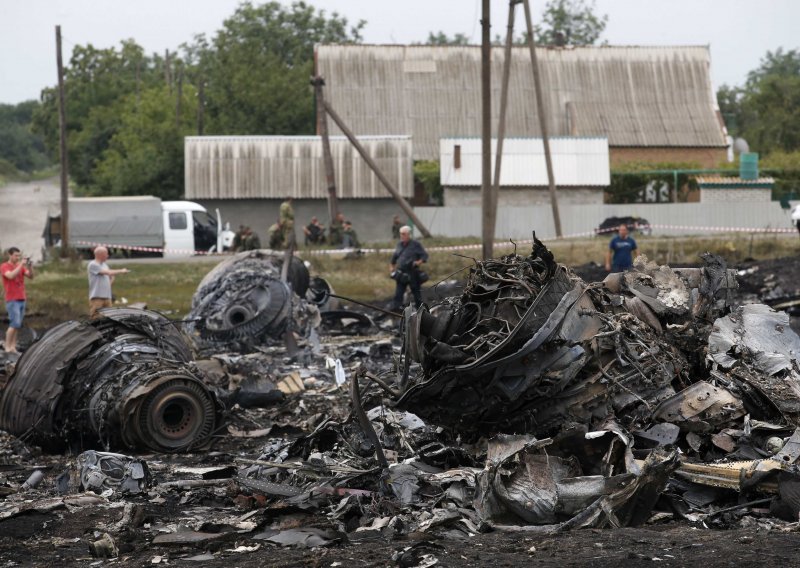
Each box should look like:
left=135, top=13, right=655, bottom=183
left=1, top=521, right=799, bottom=567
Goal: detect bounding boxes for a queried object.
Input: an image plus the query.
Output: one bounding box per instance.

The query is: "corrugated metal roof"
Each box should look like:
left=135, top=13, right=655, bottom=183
left=315, top=45, right=727, bottom=160
left=696, top=176, right=775, bottom=187
left=440, top=137, right=609, bottom=187
left=185, top=136, right=413, bottom=200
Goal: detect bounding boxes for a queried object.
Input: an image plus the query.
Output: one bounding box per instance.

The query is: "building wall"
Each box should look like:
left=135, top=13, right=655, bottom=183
left=610, top=147, right=727, bottom=169
left=414, top=202, right=791, bottom=240
left=199, top=198, right=408, bottom=244
left=700, top=188, right=772, bottom=203
left=185, top=136, right=413, bottom=200
left=444, top=187, right=604, bottom=207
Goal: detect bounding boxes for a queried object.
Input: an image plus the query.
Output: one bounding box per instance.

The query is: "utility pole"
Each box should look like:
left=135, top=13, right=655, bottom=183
left=490, top=0, right=520, bottom=256
left=323, top=100, right=432, bottom=238
left=164, top=49, right=172, bottom=93
left=311, top=76, right=339, bottom=226
left=197, top=76, right=205, bottom=135
left=56, top=25, right=70, bottom=257
left=523, top=0, right=562, bottom=238
left=175, top=62, right=183, bottom=131
left=480, top=0, right=493, bottom=260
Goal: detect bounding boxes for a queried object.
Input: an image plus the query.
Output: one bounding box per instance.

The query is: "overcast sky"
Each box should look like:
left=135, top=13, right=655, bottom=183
left=1, top=0, right=796, bottom=104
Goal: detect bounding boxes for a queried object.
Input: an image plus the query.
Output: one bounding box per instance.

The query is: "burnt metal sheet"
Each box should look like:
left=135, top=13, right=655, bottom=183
left=709, top=303, right=800, bottom=376
left=653, top=381, right=746, bottom=433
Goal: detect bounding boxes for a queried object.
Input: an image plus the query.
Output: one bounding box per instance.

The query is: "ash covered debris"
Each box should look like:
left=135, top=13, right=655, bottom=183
left=394, top=237, right=737, bottom=437
left=9, top=245, right=800, bottom=564
left=184, top=250, right=322, bottom=353
left=0, top=308, right=221, bottom=453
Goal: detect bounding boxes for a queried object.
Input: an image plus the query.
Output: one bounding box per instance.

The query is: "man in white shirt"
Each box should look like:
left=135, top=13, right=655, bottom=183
left=87, top=246, right=129, bottom=319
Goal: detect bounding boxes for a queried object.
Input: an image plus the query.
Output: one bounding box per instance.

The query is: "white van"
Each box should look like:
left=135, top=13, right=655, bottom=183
left=44, top=197, right=234, bottom=258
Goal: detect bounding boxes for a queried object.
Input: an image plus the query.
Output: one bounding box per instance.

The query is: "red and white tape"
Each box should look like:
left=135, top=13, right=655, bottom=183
left=75, top=241, right=226, bottom=256
left=76, top=223, right=797, bottom=259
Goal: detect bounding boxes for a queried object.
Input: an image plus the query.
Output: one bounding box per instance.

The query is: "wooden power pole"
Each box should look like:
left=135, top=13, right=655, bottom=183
left=523, top=0, right=562, bottom=238
left=56, top=25, right=70, bottom=257
left=490, top=0, right=520, bottom=256
left=480, top=0, right=493, bottom=260
left=323, top=100, right=432, bottom=238
left=311, top=76, right=340, bottom=226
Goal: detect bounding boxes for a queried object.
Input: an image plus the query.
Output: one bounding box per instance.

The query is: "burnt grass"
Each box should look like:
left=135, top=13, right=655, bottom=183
left=4, top=254, right=800, bottom=565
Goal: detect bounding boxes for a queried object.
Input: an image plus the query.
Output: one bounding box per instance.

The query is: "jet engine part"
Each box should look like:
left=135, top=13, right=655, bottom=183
left=184, top=250, right=319, bottom=352
left=0, top=308, right=220, bottom=453
left=394, top=238, right=733, bottom=438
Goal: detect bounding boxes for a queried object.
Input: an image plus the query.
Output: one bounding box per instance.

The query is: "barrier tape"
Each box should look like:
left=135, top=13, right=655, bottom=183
left=76, top=222, right=798, bottom=259
left=75, top=241, right=227, bottom=256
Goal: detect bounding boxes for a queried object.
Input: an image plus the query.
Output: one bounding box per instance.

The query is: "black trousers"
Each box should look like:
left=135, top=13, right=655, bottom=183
left=392, top=269, right=422, bottom=309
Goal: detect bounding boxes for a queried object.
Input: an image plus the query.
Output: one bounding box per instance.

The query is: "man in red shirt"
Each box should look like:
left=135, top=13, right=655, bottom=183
left=2, top=247, right=34, bottom=353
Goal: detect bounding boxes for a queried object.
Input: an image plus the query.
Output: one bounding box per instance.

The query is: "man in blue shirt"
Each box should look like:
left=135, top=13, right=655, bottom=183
left=389, top=226, right=428, bottom=310
left=605, top=224, right=639, bottom=272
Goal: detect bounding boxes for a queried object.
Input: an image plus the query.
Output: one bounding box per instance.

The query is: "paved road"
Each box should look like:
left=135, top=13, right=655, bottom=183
left=0, top=177, right=61, bottom=263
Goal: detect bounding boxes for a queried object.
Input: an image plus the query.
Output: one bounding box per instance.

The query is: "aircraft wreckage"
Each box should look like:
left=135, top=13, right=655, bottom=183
left=0, top=309, right=221, bottom=453
left=183, top=250, right=330, bottom=353
left=4, top=239, right=800, bottom=536
left=395, top=239, right=741, bottom=436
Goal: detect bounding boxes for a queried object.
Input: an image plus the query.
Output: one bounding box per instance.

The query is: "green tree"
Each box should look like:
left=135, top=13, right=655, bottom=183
left=195, top=1, right=364, bottom=135
left=413, top=160, right=442, bottom=204
left=718, top=49, right=800, bottom=154
left=0, top=101, right=51, bottom=173
left=90, top=85, right=197, bottom=199
left=537, top=0, right=607, bottom=46
left=32, top=40, right=164, bottom=186
left=424, top=32, right=470, bottom=46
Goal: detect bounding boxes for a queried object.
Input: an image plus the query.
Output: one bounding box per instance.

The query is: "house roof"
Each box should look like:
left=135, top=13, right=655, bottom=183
left=440, top=137, right=610, bottom=187
left=696, top=175, right=775, bottom=188
left=184, top=136, right=413, bottom=200
left=315, top=44, right=728, bottom=160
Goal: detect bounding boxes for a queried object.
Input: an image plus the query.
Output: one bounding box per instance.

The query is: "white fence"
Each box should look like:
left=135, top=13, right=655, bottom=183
left=414, top=202, right=795, bottom=239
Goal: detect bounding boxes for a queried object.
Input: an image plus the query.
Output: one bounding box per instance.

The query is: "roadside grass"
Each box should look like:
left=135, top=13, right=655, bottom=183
left=17, top=233, right=800, bottom=327
left=26, top=258, right=217, bottom=323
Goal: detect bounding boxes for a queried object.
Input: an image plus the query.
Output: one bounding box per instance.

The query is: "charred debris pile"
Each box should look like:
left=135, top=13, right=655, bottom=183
left=2, top=242, right=800, bottom=558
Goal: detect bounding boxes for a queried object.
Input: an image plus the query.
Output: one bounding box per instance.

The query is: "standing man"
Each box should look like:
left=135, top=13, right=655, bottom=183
left=88, top=246, right=129, bottom=319
left=391, top=215, right=402, bottom=240
left=279, top=197, right=295, bottom=247
left=605, top=224, right=639, bottom=273
left=389, top=226, right=428, bottom=310
left=2, top=247, right=34, bottom=353
left=328, top=212, right=345, bottom=246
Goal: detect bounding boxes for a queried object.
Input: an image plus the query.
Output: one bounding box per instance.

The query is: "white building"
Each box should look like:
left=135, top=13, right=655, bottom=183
left=439, top=137, right=610, bottom=207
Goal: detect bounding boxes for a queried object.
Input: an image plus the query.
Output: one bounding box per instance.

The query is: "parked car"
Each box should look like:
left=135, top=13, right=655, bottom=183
left=596, top=216, right=652, bottom=236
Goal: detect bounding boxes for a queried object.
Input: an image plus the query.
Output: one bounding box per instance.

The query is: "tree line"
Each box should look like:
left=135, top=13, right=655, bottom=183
left=1, top=0, right=797, bottom=204
left=2, top=0, right=602, bottom=199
